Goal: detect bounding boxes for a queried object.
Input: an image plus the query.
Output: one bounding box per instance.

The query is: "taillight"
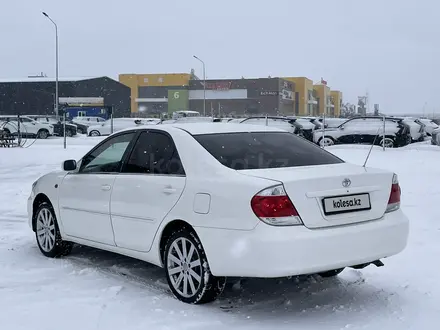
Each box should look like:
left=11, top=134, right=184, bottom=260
left=251, top=185, right=303, bottom=226
left=386, top=173, right=401, bottom=213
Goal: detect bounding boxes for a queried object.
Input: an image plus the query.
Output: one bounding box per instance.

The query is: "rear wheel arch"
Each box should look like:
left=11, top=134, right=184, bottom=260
left=159, top=219, right=196, bottom=266
left=32, top=193, right=53, bottom=232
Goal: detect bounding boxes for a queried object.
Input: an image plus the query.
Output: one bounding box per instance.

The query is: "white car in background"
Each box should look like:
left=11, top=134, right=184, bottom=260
left=161, top=116, right=215, bottom=124
left=72, top=116, right=106, bottom=124
left=28, top=123, right=409, bottom=304
left=233, top=116, right=299, bottom=134
left=87, top=118, right=160, bottom=136
left=0, top=115, right=54, bottom=139
left=419, top=118, right=439, bottom=136
left=401, top=117, right=425, bottom=142
left=320, top=118, right=348, bottom=128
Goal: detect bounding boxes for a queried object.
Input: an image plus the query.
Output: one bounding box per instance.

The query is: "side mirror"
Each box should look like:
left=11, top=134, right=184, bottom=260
left=62, top=159, right=77, bottom=171
left=340, top=126, right=344, bottom=130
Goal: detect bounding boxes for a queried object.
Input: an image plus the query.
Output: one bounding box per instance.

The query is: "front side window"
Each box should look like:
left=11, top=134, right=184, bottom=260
left=123, top=131, right=185, bottom=175
left=194, top=132, right=343, bottom=170
left=79, top=132, right=135, bottom=174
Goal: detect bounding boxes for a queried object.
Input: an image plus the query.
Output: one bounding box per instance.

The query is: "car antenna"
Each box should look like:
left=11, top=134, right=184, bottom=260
left=363, top=126, right=382, bottom=167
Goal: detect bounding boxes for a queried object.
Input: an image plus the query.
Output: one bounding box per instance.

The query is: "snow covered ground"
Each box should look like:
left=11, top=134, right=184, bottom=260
left=1, top=136, right=439, bottom=330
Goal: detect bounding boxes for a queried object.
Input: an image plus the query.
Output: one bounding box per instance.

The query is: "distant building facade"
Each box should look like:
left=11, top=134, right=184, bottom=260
left=0, top=76, right=131, bottom=119
left=119, top=73, right=295, bottom=117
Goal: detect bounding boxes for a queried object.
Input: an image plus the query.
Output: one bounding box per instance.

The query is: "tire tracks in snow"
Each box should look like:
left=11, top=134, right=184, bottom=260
left=66, top=255, right=173, bottom=298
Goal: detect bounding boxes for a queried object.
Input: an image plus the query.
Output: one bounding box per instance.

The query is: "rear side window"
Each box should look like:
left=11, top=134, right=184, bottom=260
left=194, top=132, right=343, bottom=170
left=123, top=131, right=185, bottom=175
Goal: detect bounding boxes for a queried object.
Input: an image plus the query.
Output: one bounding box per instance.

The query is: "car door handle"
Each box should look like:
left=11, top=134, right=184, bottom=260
left=101, top=184, right=111, bottom=191
left=163, top=187, right=177, bottom=195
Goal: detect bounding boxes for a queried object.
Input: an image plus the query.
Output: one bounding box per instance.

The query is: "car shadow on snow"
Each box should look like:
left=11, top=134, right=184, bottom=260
left=64, top=244, right=398, bottom=322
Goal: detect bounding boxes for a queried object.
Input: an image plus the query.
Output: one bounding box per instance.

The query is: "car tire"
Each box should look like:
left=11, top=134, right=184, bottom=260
left=37, top=129, right=49, bottom=139
left=379, top=137, right=395, bottom=148
left=318, top=136, right=335, bottom=147
left=89, top=130, right=100, bottom=137
left=164, top=228, right=226, bottom=304
left=318, top=268, right=345, bottom=278
left=34, top=202, right=73, bottom=258
left=66, top=130, right=73, bottom=137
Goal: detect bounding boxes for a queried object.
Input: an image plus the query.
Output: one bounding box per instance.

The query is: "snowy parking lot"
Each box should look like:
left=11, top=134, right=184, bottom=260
left=1, top=136, right=439, bottom=330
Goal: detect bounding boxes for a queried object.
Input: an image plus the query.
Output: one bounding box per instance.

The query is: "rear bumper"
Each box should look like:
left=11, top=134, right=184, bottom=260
left=196, top=209, right=409, bottom=278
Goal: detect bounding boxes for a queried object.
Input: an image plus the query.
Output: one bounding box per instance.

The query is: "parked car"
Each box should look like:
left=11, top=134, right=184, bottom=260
left=313, top=116, right=411, bottom=148
left=286, top=117, right=316, bottom=141
left=319, top=118, right=348, bottom=128
left=0, top=115, right=54, bottom=139
left=66, top=119, right=88, bottom=135
left=87, top=118, right=159, bottom=136
left=419, top=118, right=439, bottom=136
left=28, top=123, right=408, bottom=304
left=300, top=116, right=326, bottom=129
left=431, top=127, right=440, bottom=145
left=28, top=116, right=77, bottom=137
left=161, top=117, right=216, bottom=124
left=72, top=116, right=106, bottom=124
left=234, top=116, right=301, bottom=136
left=400, top=117, right=426, bottom=142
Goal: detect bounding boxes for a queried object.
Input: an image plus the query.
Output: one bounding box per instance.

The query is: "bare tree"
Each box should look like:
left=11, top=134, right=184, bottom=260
left=340, top=102, right=356, bottom=118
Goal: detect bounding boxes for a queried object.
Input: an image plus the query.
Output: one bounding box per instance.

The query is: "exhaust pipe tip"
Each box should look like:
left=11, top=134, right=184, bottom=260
left=372, top=259, right=384, bottom=267
left=350, top=259, right=384, bottom=270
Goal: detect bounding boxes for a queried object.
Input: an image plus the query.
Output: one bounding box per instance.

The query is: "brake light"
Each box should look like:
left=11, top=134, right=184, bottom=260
left=386, top=173, right=401, bottom=213
left=251, top=185, right=303, bottom=226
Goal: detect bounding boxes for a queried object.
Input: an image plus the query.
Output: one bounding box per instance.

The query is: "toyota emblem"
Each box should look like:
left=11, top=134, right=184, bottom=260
left=342, top=178, right=351, bottom=188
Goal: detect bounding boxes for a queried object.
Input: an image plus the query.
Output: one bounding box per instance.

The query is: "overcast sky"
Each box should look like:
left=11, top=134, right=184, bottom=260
left=1, top=0, right=438, bottom=114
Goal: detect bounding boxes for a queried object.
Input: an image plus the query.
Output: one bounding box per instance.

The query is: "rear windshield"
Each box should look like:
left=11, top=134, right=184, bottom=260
left=194, top=132, right=344, bottom=170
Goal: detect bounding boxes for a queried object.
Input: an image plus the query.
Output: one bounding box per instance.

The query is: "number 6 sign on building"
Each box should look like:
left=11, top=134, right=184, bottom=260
left=168, top=90, right=189, bottom=113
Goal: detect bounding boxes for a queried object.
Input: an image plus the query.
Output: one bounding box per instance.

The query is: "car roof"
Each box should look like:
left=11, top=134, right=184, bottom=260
left=123, top=123, right=285, bottom=135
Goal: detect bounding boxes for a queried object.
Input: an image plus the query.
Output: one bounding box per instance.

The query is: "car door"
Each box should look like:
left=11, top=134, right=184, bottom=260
left=337, top=118, right=365, bottom=144
left=361, top=118, right=385, bottom=144
left=58, top=131, right=136, bottom=245
left=110, top=130, right=186, bottom=252
left=19, top=117, right=38, bottom=136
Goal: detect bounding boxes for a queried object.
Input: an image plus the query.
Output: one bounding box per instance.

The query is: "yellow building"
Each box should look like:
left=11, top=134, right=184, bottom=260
left=119, top=73, right=191, bottom=114
left=330, top=90, right=343, bottom=117
left=283, top=77, right=317, bottom=115
left=313, top=83, right=335, bottom=116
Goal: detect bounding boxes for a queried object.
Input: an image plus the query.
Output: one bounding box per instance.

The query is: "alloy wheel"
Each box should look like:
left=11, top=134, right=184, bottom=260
left=38, top=130, right=48, bottom=139
left=320, top=137, right=334, bottom=147
left=381, top=137, right=394, bottom=148
left=167, top=237, right=203, bottom=298
left=36, top=208, right=56, bottom=252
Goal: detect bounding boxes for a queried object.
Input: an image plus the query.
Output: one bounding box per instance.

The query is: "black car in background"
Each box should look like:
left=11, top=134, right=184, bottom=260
left=66, top=119, right=88, bottom=134
left=29, top=116, right=78, bottom=137
left=313, top=116, right=412, bottom=148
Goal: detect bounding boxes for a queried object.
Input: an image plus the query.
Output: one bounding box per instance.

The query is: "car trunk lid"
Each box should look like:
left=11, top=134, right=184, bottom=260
left=239, top=163, right=393, bottom=228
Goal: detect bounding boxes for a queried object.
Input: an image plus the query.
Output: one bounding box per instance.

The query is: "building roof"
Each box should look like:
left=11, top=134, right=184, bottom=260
left=0, top=76, right=105, bottom=83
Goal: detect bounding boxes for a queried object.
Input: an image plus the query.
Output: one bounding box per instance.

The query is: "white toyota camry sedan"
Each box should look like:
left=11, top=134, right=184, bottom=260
left=28, top=123, right=409, bottom=304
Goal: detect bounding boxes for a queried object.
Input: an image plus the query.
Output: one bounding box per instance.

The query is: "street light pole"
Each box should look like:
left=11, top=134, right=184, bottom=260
left=42, top=12, right=59, bottom=118
left=193, top=55, right=206, bottom=116
left=43, top=12, right=65, bottom=149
